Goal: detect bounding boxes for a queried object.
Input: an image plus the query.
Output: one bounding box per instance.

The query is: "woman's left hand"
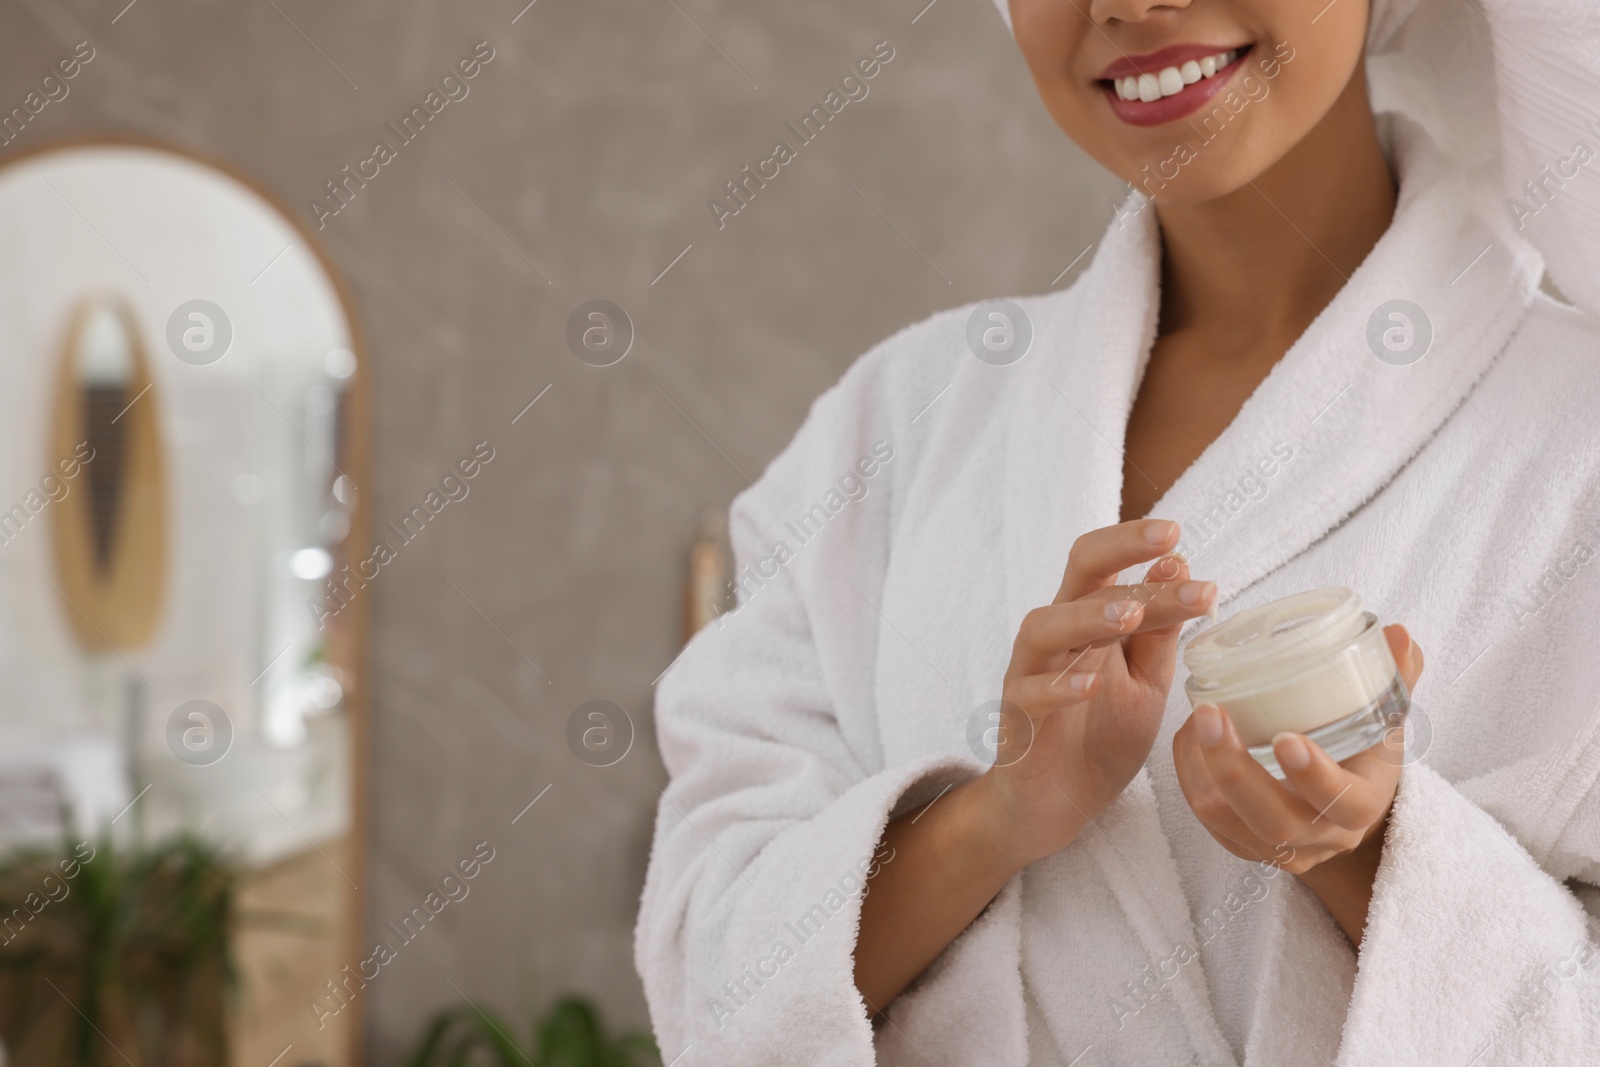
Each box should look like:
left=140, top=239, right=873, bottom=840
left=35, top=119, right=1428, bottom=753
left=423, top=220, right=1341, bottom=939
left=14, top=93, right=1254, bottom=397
left=1172, top=623, right=1424, bottom=942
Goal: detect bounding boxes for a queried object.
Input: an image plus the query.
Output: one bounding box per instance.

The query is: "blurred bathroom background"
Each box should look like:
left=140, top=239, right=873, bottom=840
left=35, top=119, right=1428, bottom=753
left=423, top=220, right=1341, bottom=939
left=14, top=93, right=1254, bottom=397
left=0, top=0, right=1115, bottom=1062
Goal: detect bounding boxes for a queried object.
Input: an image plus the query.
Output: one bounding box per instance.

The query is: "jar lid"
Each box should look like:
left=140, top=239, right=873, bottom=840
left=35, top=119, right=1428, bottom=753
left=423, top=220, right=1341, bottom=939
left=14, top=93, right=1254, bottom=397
left=1183, top=587, right=1363, bottom=687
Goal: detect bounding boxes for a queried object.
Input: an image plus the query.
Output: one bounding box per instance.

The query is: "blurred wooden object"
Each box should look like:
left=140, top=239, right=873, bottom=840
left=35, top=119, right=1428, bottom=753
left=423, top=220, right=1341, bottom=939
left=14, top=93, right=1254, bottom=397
left=231, top=837, right=352, bottom=1067
left=682, top=511, right=734, bottom=643
left=46, top=296, right=168, bottom=651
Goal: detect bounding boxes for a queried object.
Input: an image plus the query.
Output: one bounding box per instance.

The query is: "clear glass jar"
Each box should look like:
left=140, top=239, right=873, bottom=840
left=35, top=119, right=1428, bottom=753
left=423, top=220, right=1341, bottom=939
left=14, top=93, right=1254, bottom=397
left=1182, top=587, right=1409, bottom=778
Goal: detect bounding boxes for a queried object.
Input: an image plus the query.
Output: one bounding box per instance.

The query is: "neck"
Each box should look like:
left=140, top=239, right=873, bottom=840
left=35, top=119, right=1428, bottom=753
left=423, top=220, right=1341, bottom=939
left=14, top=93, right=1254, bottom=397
left=1154, top=65, right=1398, bottom=350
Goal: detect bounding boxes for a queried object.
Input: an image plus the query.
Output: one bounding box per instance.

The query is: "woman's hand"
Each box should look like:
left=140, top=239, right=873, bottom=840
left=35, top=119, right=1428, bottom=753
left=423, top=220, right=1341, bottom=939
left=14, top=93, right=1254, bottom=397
left=855, top=518, right=1214, bottom=1012
left=975, top=519, right=1218, bottom=870
left=1172, top=623, right=1424, bottom=942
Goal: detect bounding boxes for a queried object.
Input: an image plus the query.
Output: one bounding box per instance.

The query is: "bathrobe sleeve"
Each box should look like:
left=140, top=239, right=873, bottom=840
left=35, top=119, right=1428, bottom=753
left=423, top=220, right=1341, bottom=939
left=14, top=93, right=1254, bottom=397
left=1336, top=729, right=1600, bottom=1066
left=633, top=358, right=979, bottom=1066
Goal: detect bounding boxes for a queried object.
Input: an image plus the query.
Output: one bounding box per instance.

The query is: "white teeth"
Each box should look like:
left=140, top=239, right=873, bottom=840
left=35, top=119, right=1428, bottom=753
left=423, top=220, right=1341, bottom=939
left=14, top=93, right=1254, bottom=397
left=1113, top=48, right=1241, bottom=103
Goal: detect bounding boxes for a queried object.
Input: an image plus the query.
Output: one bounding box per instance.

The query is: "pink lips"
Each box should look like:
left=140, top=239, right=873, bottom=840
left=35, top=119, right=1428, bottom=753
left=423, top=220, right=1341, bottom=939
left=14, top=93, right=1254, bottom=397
left=1098, top=44, right=1254, bottom=128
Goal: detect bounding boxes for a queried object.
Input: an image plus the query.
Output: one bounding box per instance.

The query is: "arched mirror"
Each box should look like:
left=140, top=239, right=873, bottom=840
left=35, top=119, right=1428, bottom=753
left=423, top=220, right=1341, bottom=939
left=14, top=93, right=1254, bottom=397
left=0, top=142, right=368, bottom=1067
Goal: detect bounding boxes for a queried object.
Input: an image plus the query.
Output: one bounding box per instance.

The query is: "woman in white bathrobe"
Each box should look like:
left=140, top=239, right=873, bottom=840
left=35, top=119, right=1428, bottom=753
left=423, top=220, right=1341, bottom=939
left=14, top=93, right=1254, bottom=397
left=637, top=0, right=1600, bottom=1063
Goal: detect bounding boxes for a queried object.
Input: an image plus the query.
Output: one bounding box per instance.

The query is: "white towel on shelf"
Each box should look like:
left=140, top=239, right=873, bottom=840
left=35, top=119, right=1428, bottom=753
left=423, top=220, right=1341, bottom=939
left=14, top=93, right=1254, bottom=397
left=636, top=7, right=1600, bottom=1066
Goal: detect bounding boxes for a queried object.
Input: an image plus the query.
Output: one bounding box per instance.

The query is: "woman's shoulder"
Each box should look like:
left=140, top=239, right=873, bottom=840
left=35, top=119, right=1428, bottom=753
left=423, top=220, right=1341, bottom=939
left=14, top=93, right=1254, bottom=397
left=728, top=286, right=1079, bottom=547
left=780, top=287, right=1080, bottom=464
left=828, top=289, right=1071, bottom=413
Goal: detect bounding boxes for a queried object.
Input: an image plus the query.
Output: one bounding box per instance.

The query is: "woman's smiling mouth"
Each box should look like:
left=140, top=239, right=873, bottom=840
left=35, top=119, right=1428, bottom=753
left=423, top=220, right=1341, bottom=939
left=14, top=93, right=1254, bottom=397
left=1098, top=43, right=1254, bottom=127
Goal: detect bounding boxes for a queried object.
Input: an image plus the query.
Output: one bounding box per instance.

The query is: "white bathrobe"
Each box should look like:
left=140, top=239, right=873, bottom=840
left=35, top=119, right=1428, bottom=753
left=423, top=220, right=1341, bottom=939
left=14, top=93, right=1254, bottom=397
left=636, top=28, right=1600, bottom=1067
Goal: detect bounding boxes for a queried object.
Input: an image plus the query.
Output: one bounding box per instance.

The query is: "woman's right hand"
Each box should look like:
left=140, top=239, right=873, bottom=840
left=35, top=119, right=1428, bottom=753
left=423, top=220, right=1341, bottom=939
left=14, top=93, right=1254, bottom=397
left=854, top=520, right=1215, bottom=1012
left=976, top=519, right=1217, bottom=869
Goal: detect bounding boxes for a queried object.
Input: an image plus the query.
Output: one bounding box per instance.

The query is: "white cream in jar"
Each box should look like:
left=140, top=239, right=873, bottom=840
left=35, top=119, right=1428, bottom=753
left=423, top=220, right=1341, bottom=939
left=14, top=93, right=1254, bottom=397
left=1182, top=587, right=1409, bottom=777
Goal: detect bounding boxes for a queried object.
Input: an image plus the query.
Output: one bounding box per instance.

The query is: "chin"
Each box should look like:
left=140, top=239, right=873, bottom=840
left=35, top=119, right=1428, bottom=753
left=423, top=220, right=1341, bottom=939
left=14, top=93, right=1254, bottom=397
left=1125, top=155, right=1266, bottom=207
left=1087, top=113, right=1297, bottom=208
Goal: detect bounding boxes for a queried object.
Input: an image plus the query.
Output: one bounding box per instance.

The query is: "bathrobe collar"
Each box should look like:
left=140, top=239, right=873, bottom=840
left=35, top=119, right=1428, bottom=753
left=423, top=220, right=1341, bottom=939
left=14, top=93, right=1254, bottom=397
left=1003, top=117, right=1542, bottom=627
left=999, top=118, right=1541, bottom=1062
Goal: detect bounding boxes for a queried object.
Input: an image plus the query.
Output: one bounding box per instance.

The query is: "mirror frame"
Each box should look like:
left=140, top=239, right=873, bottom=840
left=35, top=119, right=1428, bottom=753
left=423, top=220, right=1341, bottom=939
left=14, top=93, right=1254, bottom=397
left=49, top=295, right=169, bottom=650
left=0, top=133, right=373, bottom=1066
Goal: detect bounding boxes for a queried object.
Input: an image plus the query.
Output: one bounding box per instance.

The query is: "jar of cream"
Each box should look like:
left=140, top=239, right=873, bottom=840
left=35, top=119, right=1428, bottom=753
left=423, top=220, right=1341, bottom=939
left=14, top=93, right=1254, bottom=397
left=1182, top=587, right=1409, bottom=778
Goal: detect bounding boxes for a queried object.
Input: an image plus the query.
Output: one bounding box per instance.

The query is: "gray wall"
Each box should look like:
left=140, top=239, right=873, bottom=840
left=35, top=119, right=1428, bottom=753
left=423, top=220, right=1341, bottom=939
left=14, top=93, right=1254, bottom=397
left=0, top=0, right=1119, bottom=1060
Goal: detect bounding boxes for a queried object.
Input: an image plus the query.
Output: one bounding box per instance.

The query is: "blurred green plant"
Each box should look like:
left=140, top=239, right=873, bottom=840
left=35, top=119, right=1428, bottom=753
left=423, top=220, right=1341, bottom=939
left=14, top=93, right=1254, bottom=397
left=405, top=993, right=660, bottom=1067
left=0, top=832, right=235, bottom=1066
